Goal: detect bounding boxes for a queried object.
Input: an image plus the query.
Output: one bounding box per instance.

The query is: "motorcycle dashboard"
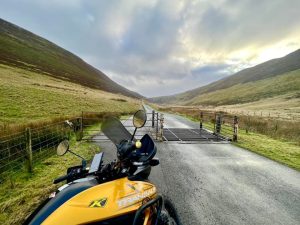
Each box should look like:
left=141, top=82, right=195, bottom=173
left=89, top=152, right=103, bottom=173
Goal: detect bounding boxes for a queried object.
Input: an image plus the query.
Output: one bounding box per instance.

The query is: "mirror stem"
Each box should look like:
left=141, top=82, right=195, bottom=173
left=131, top=128, right=137, bottom=141
left=68, top=150, right=86, bottom=161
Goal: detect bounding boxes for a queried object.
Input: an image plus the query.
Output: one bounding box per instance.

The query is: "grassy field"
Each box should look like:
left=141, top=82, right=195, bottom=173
left=184, top=69, right=300, bottom=106
left=0, top=138, right=99, bottom=225
left=0, top=64, right=140, bottom=127
left=155, top=105, right=300, bottom=171
left=150, top=70, right=300, bottom=121
left=234, top=130, right=300, bottom=170
left=0, top=19, right=140, bottom=98
left=214, top=93, right=300, bottom=121
left=0, top=60, right=142, bottom=224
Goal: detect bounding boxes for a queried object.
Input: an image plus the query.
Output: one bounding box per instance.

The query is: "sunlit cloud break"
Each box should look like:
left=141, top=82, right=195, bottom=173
left=1, top=0, right=300, bottom=97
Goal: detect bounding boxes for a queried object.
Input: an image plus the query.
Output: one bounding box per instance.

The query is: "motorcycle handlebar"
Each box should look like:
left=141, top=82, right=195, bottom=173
left=53, top=174, right=70, bottom=184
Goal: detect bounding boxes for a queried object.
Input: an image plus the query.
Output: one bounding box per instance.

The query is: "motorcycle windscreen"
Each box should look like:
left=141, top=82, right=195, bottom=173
left=101, top=117, right=132, bottom=144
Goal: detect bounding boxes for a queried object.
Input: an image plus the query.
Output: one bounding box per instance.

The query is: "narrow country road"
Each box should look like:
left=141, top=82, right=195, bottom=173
left=95, top=106, right=300, bottom=225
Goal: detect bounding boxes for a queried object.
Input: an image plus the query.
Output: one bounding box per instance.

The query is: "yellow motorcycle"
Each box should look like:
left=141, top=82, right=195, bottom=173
left=24, top=110, right=180, bottom=225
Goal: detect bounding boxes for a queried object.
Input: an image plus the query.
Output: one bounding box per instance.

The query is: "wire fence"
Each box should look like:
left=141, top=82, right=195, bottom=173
left=159, top=106, right=300, bottom=145
left=0, top=119, right=77, bottom=182
left=217, top=109, right=300, bottom=121
left=0, top=111, right=141, bottom=182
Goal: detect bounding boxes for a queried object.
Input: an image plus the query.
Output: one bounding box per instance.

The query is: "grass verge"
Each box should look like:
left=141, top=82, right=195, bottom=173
left=0, top=139, right=99, bottom=225
left=158, top=107, right=300, bottom=171
left=234, top=130, right=300, bottom=170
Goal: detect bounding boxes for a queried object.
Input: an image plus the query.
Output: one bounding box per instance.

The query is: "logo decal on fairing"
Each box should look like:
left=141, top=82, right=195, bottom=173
left=117, top=187, right=156, bottom=208
left=89, top=198, right=108, bottom=208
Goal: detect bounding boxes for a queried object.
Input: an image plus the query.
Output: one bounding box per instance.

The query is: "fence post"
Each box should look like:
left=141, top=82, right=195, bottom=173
left=25, top=128, right=33, bottom=173
left=75, top=118, right=81, bottom=141
left=246, top=116, right=249, bottom=134
left=80, top=112, right=83, bottom=140
left=213, top=113, right=217, bottom=133
left=200, top=111, right=203, bottom=129
left=152, top=110, right=155, bottom=128
left=233, top=116, right=238, bottom=142
left=160, top=114, right=164, bottom=141
left=156, top=113, right=159, bottom=140
left=216, top=114, right=222, bottom=134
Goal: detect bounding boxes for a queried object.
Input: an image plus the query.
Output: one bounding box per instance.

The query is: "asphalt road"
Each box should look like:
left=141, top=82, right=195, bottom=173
left=95, top=107, right=300, bottom=225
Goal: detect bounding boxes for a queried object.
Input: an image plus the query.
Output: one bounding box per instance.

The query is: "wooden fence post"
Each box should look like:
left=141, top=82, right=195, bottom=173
left=215, top=114, right=222, bottom=134
left=200, top=111, right=203, bottom=129
left=160, top=114, right=164, bottom=141
left=233, top=116, right=238, bottom=142
left=75, top=117, right=81, bottom=141
left=213, top=113, right=217, bottom=133
left=80, top=112, right=83, bottom=140
left=25, top=128, right=33, bottom=173
left=155, top=113, right=158, bottom=140
left=152, top=110, right=155, bottom=128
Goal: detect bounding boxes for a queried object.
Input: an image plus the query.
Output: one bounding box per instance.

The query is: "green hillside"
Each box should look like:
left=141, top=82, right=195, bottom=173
left=185, top=69, right=300, bottom=106
left=151, top=49, right=300, bottom=105
left=0, top=18, right=141, bottom=98
left=0, top=64, right=140, bottom=127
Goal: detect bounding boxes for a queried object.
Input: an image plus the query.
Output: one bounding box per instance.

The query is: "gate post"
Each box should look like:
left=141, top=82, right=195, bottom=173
left=156, top=113, right=159, bottom=140
left=25, top=128, right=33, bottom=173
left=215, top=114, right=222, bottom=134
left=152, top=110, right=155, bottom=128
left=160, top=114, right=164, bottom=141
left=213, top=113, right=217, bottom=134
left=233, top=116, right=238, bottom=142
left=200, top=111, right=203, bottom=129
left=80, top=111, right=83, bottom=141
left=75, top=117, right=81, bottom=141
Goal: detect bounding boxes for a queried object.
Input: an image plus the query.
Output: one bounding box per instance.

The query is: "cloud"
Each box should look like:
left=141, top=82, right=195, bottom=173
left=1, top=0, right=300, bottom=97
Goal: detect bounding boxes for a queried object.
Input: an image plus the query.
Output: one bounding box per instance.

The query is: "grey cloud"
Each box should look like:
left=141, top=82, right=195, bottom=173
left=191, top=64, right=231, bottom=76
left=189, top=0, right=300, bottom=53
left=1, top=0, right=300, bottom=97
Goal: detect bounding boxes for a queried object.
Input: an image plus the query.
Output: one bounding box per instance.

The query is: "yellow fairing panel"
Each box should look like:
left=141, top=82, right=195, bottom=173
left=42, top=177, right=157, bottom=225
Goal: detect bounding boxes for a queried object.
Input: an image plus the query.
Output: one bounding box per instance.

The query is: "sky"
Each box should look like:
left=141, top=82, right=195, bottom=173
left=1, top=0, right=300, bottom=97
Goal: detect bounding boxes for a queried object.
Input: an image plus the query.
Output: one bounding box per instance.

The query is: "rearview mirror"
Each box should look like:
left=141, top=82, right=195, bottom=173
left=57, top=140, right=69, bottom=156
left=133, top=110, right=147, bottom=128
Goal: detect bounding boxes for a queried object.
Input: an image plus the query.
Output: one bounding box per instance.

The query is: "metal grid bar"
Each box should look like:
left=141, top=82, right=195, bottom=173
left=163, top=128, right=228, bottom=142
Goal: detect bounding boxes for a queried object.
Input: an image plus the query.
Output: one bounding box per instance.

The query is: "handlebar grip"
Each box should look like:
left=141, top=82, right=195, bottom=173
left=53, top=174, right=69, bottom=184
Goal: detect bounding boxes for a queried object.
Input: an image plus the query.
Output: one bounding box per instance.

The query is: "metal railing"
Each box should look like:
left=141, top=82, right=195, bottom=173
left=199, top=111, right=238, bottom=141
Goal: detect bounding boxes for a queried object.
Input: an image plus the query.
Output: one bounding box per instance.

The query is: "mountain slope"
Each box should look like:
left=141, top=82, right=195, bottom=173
left=0, top=64, right=140, bottom=126
left=0, top=18, right=141, bottom=98
left=185, top=69, right=300, bottom=106
left=151, top=49, right=300, bottom=104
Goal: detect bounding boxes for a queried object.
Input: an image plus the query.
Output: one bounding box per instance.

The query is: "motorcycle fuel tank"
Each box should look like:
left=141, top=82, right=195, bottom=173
left=41, top=177, right=157, bottom=225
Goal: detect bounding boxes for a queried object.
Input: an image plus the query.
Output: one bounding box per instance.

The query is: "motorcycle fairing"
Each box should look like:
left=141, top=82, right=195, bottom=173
left=41, top=177, right=157, bottom=225
left=26, top=179, right=98, bottom=225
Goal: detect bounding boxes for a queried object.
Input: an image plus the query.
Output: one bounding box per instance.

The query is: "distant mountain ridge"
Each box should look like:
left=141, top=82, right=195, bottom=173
left=0, top=18, right=142, bottom=99
left=151, top=48, right=300, bottom=105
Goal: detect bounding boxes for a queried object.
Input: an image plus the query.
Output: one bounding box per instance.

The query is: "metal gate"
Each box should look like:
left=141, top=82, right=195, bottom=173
left=80, top=111, right=162, bottom=141
left=79, top=110, right=237, bottom=143
left=162, top=111, right=238, bottom=142
left=161, top=111, right=237, bottom=142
